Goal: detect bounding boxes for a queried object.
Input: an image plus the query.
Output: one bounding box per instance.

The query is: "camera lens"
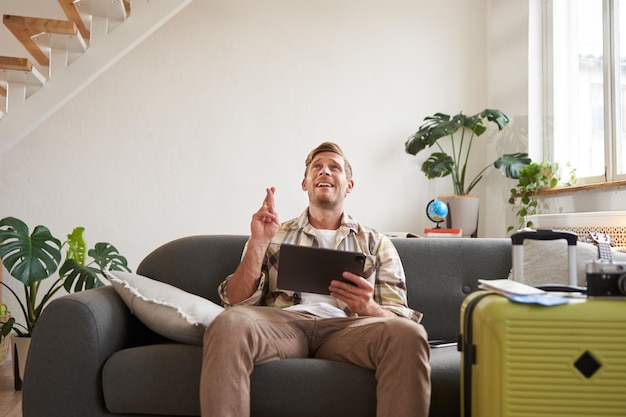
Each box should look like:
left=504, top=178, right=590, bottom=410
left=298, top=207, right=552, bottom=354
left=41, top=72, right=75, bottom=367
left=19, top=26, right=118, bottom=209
left=618, top=274, right=626, bottom=296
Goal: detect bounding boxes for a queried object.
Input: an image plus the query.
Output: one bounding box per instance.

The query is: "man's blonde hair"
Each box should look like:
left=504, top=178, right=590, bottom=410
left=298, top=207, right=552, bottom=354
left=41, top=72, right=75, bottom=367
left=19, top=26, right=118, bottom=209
left=304, top=142, right=353, bottom=180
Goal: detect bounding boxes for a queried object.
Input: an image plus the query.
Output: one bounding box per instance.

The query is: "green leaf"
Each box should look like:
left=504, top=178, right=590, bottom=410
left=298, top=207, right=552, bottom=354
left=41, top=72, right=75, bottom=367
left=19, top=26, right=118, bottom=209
left=1, top=317, right=15, bottom=337
left=66, top=227, right=87, bottom=266
left=421, top=152, right=454, bottom=179
left=60, top=259, right=102, bottom=292
left=462, top=114, right=486, bottom=136
left=0, top=217, right=62, bottom=285
left=494, top=153, right=531, bottom=179
left=89, top=242, right=130, bottom=272
left=405, top=113, right=463, bottom=155
left=478, top=109, right=511, bottom=130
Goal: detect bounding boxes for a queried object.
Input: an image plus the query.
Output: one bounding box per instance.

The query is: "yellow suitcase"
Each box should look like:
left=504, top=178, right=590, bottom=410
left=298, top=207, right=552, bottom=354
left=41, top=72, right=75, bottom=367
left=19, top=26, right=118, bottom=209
left=460, top=293, right=626, bottom=417
left=460, top=230, right=626, bottom=417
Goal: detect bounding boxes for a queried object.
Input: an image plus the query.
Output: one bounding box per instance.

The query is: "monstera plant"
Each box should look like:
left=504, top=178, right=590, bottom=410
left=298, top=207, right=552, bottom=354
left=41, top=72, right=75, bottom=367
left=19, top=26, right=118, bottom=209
left=0, top=216, right=131, bottom=337
left=405, top=109, right=531, bottom=196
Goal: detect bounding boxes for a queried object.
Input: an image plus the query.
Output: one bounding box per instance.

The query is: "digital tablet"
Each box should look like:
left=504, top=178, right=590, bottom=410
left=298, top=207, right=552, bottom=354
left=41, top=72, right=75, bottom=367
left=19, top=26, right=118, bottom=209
left=428, top=340, right=458, bottom=349
left=277, top=244, right=367, bottom=294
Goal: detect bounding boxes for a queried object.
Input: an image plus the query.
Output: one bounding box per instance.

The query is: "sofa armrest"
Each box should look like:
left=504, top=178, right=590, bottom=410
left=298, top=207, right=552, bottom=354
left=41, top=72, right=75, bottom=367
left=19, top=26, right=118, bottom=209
left=22, top=285, right=142, bottom=417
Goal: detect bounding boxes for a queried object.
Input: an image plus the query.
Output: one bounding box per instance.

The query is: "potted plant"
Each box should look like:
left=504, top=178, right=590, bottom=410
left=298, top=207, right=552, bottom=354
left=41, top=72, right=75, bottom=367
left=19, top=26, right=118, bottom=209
left=507, top=161, right=576, bottom=232
left=0, top=216, right=131, bottom=388
left=405, top=109, right=531, bottom=236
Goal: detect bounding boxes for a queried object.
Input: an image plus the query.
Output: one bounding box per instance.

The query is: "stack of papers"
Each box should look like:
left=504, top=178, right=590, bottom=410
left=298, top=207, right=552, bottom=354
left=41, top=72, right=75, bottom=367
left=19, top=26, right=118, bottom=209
left=478, top=279, right=546, bottom=296
left=478, top=279, right=569, bottom=306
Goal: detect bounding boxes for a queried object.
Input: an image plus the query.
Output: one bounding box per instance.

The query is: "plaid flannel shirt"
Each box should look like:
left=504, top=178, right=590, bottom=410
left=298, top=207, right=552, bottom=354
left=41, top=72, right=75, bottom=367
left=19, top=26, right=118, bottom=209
left=219, top=209, right=422, bottom=323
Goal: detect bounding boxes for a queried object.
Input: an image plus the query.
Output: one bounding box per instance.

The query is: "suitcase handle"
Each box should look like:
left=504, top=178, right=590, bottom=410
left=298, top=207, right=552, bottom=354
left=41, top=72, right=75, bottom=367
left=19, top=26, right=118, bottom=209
left=511, top=229, right=578, bottom=286
left=511, top=229, right=578, bottom=245
left=535, top=284, right=586, bottom=293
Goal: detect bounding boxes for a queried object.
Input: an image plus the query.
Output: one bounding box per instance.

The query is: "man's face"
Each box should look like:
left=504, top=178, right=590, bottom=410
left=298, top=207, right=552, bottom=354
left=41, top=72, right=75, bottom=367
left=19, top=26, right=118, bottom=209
left=302, top=151, right=354, bottom=209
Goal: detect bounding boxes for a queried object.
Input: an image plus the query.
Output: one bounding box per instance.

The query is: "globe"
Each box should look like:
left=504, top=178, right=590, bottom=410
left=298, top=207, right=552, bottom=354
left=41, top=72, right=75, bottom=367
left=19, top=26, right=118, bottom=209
left=426, top=199, right=449, bottom=225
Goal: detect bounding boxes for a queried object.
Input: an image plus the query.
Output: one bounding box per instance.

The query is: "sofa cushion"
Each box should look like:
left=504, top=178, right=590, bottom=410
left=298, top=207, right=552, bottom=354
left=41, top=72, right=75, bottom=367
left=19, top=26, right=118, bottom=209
left=106, top=270, right=224, bottom=345
left=103, top=344, right=202, bottom=416
left=102, top=343, right=458, bottom=417
left=102, top=344, right=377, bottom=417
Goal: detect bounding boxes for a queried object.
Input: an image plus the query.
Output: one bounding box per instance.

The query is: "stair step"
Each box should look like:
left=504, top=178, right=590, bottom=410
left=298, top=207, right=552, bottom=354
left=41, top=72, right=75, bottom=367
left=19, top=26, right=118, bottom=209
left=81, top=0, right=128, bottom=21
left=0, top=56, right=46, bottom=86
left=0, top=56, right=34, bottom=72
left=58, top=0, right=91, bottom=41
left=0, top=56, right=47, bottom=112
left=3, top=15, right=85, bottom=66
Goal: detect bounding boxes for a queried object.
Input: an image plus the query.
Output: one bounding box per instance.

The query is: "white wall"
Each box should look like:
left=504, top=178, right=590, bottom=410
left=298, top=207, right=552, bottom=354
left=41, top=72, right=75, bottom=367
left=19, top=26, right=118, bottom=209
left=0, top=0, right=490, bottom=272
left=483, top=0, right=532, bottom=236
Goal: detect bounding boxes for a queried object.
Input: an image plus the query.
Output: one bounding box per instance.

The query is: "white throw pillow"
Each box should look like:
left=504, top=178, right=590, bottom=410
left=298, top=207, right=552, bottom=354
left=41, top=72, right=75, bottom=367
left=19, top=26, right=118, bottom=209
left=106, top=270, right=224, bottom=345
left=509, top=240, right=626, bottom=287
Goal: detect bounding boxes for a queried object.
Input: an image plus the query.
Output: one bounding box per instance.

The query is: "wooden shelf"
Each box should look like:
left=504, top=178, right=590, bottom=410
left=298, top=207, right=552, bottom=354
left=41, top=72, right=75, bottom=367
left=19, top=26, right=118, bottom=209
left=537, top=180, right=626, bottom=197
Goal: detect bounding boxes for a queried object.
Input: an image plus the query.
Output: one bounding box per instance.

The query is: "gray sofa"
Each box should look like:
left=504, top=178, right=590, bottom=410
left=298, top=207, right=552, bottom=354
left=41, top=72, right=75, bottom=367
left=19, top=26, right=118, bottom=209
left=23, top=235, right=513, bottom=417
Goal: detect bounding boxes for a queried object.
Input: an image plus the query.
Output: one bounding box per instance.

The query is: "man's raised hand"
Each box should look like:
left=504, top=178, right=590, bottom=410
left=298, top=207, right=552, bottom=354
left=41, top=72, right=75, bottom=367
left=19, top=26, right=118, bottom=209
left=250, top=187, right=280, bottom=243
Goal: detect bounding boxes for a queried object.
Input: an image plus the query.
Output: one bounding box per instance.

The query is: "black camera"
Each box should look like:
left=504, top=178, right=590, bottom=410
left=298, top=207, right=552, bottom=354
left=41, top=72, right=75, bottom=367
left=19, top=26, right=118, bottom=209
left=586, top=261, right=626, bottom=298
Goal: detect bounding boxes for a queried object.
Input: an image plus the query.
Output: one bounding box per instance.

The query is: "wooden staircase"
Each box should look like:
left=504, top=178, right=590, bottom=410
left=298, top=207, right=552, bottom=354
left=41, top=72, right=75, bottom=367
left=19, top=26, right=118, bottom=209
left=3, top=14, right=86, bottom=68
left=0, top=0, right=192, bottom=154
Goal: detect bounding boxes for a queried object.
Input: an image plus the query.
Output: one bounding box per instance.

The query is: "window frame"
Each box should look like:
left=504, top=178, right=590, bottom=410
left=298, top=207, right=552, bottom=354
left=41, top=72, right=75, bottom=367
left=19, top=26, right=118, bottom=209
left=543, top=0, right=626, bottom=185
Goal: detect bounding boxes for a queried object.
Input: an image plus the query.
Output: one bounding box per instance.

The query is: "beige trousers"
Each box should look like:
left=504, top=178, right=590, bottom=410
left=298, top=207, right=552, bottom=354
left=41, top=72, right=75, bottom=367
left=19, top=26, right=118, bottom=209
left=200, top=305, right=431, bottom=417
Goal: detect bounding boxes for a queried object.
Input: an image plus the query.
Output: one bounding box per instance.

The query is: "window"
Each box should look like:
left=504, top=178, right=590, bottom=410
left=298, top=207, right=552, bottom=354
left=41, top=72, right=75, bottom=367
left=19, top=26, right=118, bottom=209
left=544, top=0, right=626, bottom=184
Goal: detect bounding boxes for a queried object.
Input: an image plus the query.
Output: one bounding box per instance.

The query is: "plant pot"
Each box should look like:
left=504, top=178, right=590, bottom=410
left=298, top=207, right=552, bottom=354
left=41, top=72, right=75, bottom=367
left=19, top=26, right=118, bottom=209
left=439, top=196, right=480, bottom=238
left=12, top=335, right=31, bottom=390
left=0, top=330, right=10, bottom=364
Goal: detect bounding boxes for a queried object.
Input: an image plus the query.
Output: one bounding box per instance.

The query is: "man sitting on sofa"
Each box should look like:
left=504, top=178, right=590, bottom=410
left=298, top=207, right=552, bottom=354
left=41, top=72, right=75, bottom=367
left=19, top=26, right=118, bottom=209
left=200, top=142, right=431, bottom=417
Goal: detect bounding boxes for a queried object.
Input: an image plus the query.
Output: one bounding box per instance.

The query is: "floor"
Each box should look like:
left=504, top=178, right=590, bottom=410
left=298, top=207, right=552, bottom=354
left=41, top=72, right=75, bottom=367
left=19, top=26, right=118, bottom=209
left=0, top=357, right=22, bottom=417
